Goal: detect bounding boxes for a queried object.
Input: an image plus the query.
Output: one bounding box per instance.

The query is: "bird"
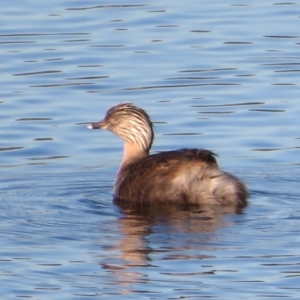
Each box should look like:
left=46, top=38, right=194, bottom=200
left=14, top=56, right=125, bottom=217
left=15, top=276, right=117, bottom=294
left=88, top=103, right=248, bottom=210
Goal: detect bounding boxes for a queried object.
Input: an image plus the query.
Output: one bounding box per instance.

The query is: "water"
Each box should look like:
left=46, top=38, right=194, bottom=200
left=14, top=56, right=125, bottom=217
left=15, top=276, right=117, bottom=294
left=1, top=0, right=300, bottom=298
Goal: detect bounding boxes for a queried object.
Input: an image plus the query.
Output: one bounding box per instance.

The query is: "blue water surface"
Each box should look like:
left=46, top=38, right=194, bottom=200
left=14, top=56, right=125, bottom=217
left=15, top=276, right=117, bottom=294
left=1, top=0, right=300, bottom=299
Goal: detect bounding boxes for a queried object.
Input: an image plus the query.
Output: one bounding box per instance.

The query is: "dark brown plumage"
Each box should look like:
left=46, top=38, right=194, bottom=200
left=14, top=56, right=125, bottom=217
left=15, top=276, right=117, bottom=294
left=88, top=103, right=248, bottom=209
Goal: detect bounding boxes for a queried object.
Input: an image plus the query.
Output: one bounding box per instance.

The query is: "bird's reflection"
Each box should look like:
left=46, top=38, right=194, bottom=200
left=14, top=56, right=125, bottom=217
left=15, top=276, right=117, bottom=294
left=100, top=203, right=241, bottom=292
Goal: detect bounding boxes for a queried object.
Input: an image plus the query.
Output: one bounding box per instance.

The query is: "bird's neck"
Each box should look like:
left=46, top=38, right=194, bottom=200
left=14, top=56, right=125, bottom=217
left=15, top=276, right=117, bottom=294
left=123, top=142, right=149, bottom=166
left=114, top=142, right=149, bottom=193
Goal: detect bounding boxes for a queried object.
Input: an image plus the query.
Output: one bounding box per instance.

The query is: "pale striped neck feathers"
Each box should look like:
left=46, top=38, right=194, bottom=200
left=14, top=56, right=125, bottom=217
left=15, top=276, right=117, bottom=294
left=99, top=103, right=154, bottom=152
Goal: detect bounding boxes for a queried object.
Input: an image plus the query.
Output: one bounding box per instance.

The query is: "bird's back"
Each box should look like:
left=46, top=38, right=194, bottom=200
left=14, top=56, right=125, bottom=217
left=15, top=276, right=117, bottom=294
left=115, top=148, right=247, bottom=209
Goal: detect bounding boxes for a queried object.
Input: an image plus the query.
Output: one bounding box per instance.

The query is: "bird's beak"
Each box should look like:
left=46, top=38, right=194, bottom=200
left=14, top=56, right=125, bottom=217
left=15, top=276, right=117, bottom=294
left=87, top=120, right=107, bottom=130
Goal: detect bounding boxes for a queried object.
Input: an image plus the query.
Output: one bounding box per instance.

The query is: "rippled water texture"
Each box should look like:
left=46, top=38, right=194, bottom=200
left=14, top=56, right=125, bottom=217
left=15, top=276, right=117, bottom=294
left=1, top=0, right=300, bottom=299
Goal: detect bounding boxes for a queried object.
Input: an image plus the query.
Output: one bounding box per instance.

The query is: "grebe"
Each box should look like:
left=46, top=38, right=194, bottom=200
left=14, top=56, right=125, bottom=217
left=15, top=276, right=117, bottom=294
left=88, top=103, right=248, bottom=209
